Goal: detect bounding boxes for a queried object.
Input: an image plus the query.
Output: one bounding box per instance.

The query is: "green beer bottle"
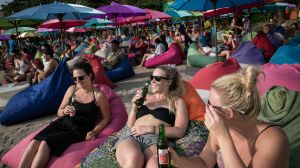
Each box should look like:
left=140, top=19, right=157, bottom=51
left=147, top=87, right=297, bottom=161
left=157, top=124, right=170, bottom=168
left=135, top=80, right=150, bottom=106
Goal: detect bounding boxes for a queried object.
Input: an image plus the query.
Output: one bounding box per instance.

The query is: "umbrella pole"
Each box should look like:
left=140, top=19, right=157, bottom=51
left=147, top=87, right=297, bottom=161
left=211, top=0, right=218, bottom=62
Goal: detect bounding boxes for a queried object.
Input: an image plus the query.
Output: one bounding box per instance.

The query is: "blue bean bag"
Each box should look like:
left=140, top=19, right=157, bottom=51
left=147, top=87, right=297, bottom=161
left=105, top=57, right=135, bottom=82
left=232, top=41, right=265, bottom=66
left=287, top=34, right=300, bottom=46
left=270, top=44, right=300, bottom=64
left=0, top=58, right=73, bottom=125
left=267, top=30, right=283, bottom=48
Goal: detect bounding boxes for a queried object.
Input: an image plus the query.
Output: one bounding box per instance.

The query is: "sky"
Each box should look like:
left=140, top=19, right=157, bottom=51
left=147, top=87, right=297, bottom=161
left=0, top=0, right=13, bottom=9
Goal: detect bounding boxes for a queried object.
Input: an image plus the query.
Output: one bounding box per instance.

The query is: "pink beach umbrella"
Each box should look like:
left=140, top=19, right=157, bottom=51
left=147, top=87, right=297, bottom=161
left=126, top=9, right=171, bottom=23
left=66, top=27, right=89, bottom=33
left=39, top=19, right=86, bottom=29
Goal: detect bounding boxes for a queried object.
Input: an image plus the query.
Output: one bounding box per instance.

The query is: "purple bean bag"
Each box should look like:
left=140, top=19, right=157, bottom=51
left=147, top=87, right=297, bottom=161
left=1, top=84, right=128, bottom=168
left=266, top=30, right=283, bottom=48
left=145, top=43, right=183, bottom=68
left=232, top=41, right=265, bottom=65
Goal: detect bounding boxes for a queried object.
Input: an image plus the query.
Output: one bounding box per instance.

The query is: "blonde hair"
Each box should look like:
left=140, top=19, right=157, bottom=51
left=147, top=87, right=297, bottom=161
left=212, top=66, right=261, bottom=120
left=157, top=65, right=185, bottom=113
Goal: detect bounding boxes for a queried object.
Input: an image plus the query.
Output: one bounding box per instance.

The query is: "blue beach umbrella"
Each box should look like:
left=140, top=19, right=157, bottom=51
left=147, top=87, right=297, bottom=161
left=82, top=18, right=112, bottom=28
left=8, top=2, right=105, bottom=49
left=171, top=0, right=263, bottom=61
left=164, top=10, right=193, bottom=18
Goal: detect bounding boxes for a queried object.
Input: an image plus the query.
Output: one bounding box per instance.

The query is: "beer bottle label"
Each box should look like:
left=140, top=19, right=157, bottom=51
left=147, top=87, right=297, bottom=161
left=158, top=149, right=169, bottom=165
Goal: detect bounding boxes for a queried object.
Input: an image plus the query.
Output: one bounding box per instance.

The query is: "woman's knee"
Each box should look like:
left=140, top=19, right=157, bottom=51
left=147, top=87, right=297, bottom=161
left=39, top=141, right=50, bottom=152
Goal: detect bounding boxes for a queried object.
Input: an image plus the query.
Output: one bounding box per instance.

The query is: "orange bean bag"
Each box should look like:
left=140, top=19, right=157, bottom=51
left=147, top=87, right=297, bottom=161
left=182, top=81, right=206, bottom=121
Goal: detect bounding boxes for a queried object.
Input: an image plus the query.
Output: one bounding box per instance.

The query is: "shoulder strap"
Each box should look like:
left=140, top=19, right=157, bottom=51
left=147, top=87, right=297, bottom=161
left=252, top=124, right=280, bottom=155
left=92, top=86, right=99, bottom=107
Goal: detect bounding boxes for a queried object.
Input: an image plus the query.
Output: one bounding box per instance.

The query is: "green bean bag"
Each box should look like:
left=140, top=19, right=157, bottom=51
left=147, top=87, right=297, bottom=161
left=187, top=44, right=226, bottom=68
left=79, top=121, right=209, bottom=168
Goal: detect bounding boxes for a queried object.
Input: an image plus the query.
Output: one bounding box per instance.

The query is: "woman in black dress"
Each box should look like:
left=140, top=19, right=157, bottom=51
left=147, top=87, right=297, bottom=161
left=18, top=62, right=111, bottom=168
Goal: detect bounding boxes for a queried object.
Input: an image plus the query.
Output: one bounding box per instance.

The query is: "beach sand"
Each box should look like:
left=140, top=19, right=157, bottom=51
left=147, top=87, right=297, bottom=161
left=0, top=64, right=200, bottom=166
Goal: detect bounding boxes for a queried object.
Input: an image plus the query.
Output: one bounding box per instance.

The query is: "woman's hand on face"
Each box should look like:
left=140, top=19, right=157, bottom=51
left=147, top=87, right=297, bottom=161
left=86, top=131, right=96, bottom=141
left=130, top=126, right=153, bottom=137
left=204, top=105, right=229, bottom=140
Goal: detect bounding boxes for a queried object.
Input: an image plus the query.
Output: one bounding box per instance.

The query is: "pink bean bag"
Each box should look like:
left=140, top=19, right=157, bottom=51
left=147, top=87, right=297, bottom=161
left=257, top=63, right=300, bottom=96
left=84, top=54, right=116, bottom=89
left=1, top=84, right=128, bottom=168
left=190, top=58, right=241, bottom=90
left=145, top=43, right=183, bottom=68
left=252, top=31, right=275, bottom=61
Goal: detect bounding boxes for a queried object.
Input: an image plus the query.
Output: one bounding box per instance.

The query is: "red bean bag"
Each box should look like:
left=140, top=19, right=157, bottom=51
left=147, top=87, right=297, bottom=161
left=190, top=58, right=241, bottom=90
left=1, top=84, right=127, bottom=168
left=257, top=63, right=300, bottom=96
left=144, top=43, right=183, bottom=68
left=252, top=31, right=275, bottom=61
left=84, top=54, right=116, bottom=89
left=182, top=81, right=206, bottom=121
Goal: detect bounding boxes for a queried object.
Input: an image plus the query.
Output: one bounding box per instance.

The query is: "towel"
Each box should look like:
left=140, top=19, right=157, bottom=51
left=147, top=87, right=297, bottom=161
left=259, top=86, right=300, bottom=168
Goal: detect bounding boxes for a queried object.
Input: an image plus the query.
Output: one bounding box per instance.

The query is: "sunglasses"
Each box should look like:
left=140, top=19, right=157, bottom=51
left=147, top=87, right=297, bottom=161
left=150, top=75, right=169, bottom=82
left=207, top=100, right=246, bottom=114
left=73, top=75, right=87, bottom=82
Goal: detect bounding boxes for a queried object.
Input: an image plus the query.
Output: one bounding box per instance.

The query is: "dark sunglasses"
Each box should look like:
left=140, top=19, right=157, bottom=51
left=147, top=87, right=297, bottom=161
left=73, top=75, right=87, bottom=82
left=207, top=100, right=246, bottom=114
left=150, top=75, right=169, bottom=82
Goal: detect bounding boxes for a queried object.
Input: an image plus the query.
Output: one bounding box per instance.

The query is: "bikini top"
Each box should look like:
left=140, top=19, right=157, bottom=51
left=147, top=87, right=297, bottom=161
left=136, top=105, right=175, bottom=126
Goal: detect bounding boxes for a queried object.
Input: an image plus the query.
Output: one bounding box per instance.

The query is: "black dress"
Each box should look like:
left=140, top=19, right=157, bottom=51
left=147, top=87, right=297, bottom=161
left=33, top=89, right=100, bottom=156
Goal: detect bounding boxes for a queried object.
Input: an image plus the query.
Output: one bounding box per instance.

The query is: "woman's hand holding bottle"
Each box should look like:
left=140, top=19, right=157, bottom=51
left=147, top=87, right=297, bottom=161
left=63, top=105, right=76, bottom=116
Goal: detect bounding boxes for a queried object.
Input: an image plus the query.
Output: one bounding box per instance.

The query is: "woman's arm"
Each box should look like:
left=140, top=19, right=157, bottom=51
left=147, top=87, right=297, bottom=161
left=127, top=90, right=143, bottom=128
left=57, top=85, right=76, bottom=117
left=164, top=98, right=188, bottom=138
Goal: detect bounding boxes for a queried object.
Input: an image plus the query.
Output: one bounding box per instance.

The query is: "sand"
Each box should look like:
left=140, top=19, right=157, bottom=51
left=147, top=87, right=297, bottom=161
left=0, top=64, right=200, bottom=166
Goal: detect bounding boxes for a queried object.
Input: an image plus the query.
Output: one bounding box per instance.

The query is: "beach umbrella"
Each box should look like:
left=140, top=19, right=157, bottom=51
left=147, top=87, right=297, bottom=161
left=3, top=27, right=37, bottom=35
left=126, top=9, right=171, bottom=22
left=96, top=1, right=146, bottom=34
left=164, top=10, right=194, bottom=18
left=82, top=18, right=112, bottom=28
left=0, top=34, right=10, bottom=40
left=8, top=2, right=105, bottom=49
left=249, top=2, right=296, bottom=13
left=97, top=1, right=146, bottom=18
left=36, top=28, right=60, bottom=33
left=39, top=19, right=86, bottom=29
left=17, top=32, right=39, bottom=38
left=66, top=27, right=89, bottom=33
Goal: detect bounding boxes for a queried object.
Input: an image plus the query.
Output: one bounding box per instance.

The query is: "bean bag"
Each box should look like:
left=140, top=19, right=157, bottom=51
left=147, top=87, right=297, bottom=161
left=1, top=84, right=128, bottom=168
left=258, top=86, right=300, bottom=168
left=270, top=44, right=300, bottom=64
left=144, top=43, right=183, bottom=69
left=182, top=81, right=206, bottom=121
left=105, top=57, right=135, bottom=82
left=231, top=41, right=265, bottom=66
left=79, top=121, right=208, bottom=168
left=243, top=31, right=257, bottom=42
left=266, top=30, right=283, bottom=48
left=187, top=43, right=226, bottom=68
left=190, top=58, right=241, bottom=90
left=0, top=58, right=73, bottom=125
left=84, top=54, right=116, bottom=89
left=95, top=42, right=111, bottom=59
left=257, top=63, right=300, bottom=96
left=287, top=33, right=300, bottom=46
left=252, top=31, right=275, bottom=61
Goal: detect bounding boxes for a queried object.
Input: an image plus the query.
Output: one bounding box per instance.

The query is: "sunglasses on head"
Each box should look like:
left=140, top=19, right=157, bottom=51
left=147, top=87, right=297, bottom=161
left=73, top=75, right=87, bottom=82
left=150, top=75, right=169, bottom=82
